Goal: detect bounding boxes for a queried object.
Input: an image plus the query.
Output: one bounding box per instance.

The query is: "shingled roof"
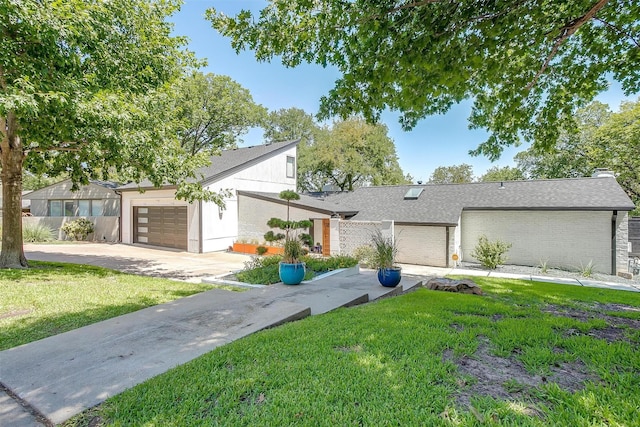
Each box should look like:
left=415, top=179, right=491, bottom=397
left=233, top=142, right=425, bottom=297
left=294, top=177, right=635, bottom=225
left=238, top=190, right=359, bottom=217
left=118, top=140, right=299, bottom=191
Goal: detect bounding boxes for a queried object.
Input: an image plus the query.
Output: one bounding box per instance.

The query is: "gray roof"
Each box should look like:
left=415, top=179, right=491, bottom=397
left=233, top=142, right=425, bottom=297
left=314, top=177, right=635, bottom=225
left=118, top=140, right=299, bottom=191
left=239, top=191, right=359, bottom=217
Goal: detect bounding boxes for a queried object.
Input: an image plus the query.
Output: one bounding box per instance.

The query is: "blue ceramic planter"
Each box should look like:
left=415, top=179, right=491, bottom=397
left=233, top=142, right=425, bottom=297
left=279, top=262, right=306, bottom=285
left=377, top=267, right=402, bottom=287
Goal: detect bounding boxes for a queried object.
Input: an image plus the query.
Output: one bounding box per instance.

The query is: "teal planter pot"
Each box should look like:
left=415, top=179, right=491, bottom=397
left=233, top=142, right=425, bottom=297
left=279, top=262, right=306, bottom=285
left=377, top=267, right=402, bottom=287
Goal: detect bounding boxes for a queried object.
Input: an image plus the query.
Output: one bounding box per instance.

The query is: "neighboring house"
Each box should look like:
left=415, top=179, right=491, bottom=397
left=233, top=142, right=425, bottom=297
left=21, top=179, right=120, bottom=241
left=238, top=175, right=635, bottom=275
left=0, top=183, right=32, bottom=216
left=118, top=140, right=299, bottom=252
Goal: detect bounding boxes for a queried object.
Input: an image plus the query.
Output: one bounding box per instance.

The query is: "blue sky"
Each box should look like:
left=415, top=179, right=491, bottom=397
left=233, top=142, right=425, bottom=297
left=171, top=0, right=633, bottom=183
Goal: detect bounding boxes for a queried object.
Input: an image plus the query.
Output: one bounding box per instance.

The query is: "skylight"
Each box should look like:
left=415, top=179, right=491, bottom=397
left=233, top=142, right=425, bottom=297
left=404, top=187, right=423, bottom=200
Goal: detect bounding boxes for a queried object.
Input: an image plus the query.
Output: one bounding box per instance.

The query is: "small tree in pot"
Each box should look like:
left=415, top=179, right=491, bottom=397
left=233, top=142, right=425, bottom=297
left=265, top=190, right=312, bottom=285
left=371, top=229, right=402, bottom=287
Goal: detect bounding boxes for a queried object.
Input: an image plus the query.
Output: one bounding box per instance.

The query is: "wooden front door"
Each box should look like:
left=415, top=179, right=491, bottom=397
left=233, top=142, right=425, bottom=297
left=322, top=218, right=330, bottom=256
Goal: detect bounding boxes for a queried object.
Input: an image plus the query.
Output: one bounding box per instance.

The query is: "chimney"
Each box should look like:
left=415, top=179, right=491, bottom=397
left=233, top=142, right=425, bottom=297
left=592, top=168, right=616, bottom=178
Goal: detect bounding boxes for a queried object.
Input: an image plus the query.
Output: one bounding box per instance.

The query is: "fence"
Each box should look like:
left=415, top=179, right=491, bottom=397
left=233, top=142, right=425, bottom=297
left=23, top=216, right=119, bottom=242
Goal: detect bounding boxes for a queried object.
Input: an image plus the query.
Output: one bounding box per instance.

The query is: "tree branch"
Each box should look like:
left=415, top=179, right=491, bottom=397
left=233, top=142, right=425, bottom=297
left=594, top=17, right=640, bottom=48
left=527, top=0, right=610, bottom=91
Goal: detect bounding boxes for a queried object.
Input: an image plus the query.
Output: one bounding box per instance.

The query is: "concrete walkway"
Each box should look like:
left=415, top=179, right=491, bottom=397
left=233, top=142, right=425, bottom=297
left=0, top=267, right=426, bottom=426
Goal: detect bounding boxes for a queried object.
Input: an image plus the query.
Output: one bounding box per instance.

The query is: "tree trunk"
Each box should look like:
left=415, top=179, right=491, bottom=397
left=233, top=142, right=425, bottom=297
left=0, top=112, right=28, bottom=268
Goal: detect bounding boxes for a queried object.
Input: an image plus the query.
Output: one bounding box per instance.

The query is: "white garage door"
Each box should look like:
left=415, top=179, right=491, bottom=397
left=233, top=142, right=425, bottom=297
left=395, top=225, right=447, bottom=267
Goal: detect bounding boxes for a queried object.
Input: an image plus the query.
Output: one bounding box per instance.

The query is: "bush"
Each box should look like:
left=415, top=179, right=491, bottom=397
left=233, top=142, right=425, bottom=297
left=235, top=255, right=358, bottom=285
left=23, top=223, right=55, bottom=242
left=352, top=245, right=376, bottom=268
left=256, top=245, right=268, bottom=255
left=470, top=235, right=512, bottom=269
left=61, top=218, right=95, bottom=241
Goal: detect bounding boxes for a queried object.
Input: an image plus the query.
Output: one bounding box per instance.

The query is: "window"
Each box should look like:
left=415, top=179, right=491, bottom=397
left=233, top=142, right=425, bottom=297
left=48, top=200, right=104, bottom=217
left=49, top=200, right=62, bottom=216
left=286, top=156, right=296, bottom=178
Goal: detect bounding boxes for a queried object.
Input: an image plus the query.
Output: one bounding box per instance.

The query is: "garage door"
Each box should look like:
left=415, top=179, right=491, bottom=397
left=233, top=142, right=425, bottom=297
left=134, top=206, right=188, bottom=250
left=395, top=225, right=447, bottom=267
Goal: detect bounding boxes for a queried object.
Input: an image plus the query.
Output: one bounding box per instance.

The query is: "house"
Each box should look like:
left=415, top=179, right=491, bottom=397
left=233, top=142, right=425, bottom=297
left=118, top=140, right=299, bottom=252
left=238, top=175, right=635, bottom=275
left=21, top=179, right=120, bottom=241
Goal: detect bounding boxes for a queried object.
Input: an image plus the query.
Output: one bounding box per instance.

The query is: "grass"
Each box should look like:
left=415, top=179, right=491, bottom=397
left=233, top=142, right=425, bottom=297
left=64, top=277, right=640, bottom=426
left=0, top=261, right=221, bottom=351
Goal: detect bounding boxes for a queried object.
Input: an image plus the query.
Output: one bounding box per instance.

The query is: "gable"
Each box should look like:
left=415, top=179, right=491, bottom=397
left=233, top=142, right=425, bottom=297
left=23, top=180, right=119, bottom=200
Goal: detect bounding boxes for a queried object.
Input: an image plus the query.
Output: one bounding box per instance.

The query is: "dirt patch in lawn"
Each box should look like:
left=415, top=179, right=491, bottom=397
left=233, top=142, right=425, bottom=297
left=543, top=303, right=640, bottom=344
left=444, top=303, right=640, bottom=414
left=443, top=340, right=596, bottom=413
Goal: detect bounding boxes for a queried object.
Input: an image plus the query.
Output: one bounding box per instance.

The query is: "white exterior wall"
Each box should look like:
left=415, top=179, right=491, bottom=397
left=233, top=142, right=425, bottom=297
left=201, top=146, right=297, bottom=251
left=461, top=210, right=613, bottom=273
left=120, top=146, right=297, bottom=253
left=615, top=211, right=629, bottom=274
left=236, top=195, right=328, bottom=245
left=23, top=216, right=119, bottom=242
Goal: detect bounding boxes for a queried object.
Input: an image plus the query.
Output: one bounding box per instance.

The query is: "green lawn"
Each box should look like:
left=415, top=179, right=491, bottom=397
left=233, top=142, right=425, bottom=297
left=64, top=277, right=640, bottom=427
left=0, top=261, right=230, bottom=351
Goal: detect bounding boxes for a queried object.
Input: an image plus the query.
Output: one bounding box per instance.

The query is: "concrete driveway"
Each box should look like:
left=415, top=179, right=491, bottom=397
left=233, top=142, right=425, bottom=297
left=24, top=243, right=253, bottom=281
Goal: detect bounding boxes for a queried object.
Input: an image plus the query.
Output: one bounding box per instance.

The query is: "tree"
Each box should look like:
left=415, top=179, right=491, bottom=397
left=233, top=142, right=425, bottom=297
left=173, top=72, right=266, bottom=156
left=0, top=0, right=196, bottom=268
left=479, top=166, right=526, bottom=182
left=515, top=100, right=640, bottom=214
left=263, top=108, right=324, bottom=191
left=307, top=118, right=408, bottom=191
left=208, top=1, right=640, bottom=160
left=428, top=164, right=474, bottom=184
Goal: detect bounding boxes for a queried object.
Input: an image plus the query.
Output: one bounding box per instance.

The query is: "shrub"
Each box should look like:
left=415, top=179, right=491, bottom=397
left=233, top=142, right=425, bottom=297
left=580, top=260, right=594, bottom=278
left=236, top=255, right=282, bottom=284
left=352, top=245, right=376, bottom=268
left=371, top=230, right=397, bottom=269
left=470, top=235, right=512, bottom=269
left=23, top=223, right=55, bottom=242
left=256, top=245, right=268, bottom=255
left=61, top=218, right=95, bottom=241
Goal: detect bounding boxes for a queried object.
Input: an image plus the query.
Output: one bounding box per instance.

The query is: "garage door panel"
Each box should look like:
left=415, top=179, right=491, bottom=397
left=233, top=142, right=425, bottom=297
left=395, top=225, right=447, bottom=267
left=134, top=206, right=188, bottom=250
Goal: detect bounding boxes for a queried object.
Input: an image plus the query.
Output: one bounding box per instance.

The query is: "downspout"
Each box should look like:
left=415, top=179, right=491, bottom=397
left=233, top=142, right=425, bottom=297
left=445, top=226, right=450, bottom=268
left=611, top=210, right=617, bottom=275
left=115, top=190, right=122, bottom=243
left=199, top=200, right=203, bottom=254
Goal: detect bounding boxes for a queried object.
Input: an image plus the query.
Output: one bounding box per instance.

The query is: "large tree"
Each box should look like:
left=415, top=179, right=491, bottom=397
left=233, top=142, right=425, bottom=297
left=515, top=100, right=640, bottom=214
left=479, top=166, right=526, bottom=182
left=263, top=108, right=329, bottom=192
left=428, top=164, right=474, bottom=184
left=174, top=72, right=266, bottom=156
left=208, top=1, right=640, bottom=159
left=307, top=118, right=408, bottom=191
left=0, top=0, right=197, bottom=268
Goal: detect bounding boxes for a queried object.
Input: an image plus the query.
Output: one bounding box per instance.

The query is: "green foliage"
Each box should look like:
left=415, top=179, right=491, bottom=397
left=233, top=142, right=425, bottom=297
left=236, top=255, right=358, bottom=284
left=22, top=224, right=54, bottom=243
left=173, top=72, right=266, bottom=156
left=471, top=235, right=512, bottom=269
left=370, top=230, right=397, bottom=269
left=22, top=173, right=66, bottom=191
left=579, top=260, right=594, bottom=278
left=515, top=100, right=640, bottom=214
left=428, top=163, right=475, bottom=184
left=352, top=245, right=376, bottom=268
left=79, top=277, right=640, bottom=425
left=265, top=191, right=311, bottom=263
left=479, top=166, right=526, bottom=182
left=61, top=219, right=95, bottom=241
left=255, top=245, right=268, bottom=255
left=208, top=2, right=640, bottom=160
left=0, top=261, right=213, bottom=350
left=263, top=230, right=285, bottom=243
left=282, top=239, right=304, bottom=264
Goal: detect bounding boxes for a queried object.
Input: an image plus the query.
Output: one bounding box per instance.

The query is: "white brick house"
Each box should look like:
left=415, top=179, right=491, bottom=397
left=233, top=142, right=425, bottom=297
left=238, top=176, right=635, bottom=275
